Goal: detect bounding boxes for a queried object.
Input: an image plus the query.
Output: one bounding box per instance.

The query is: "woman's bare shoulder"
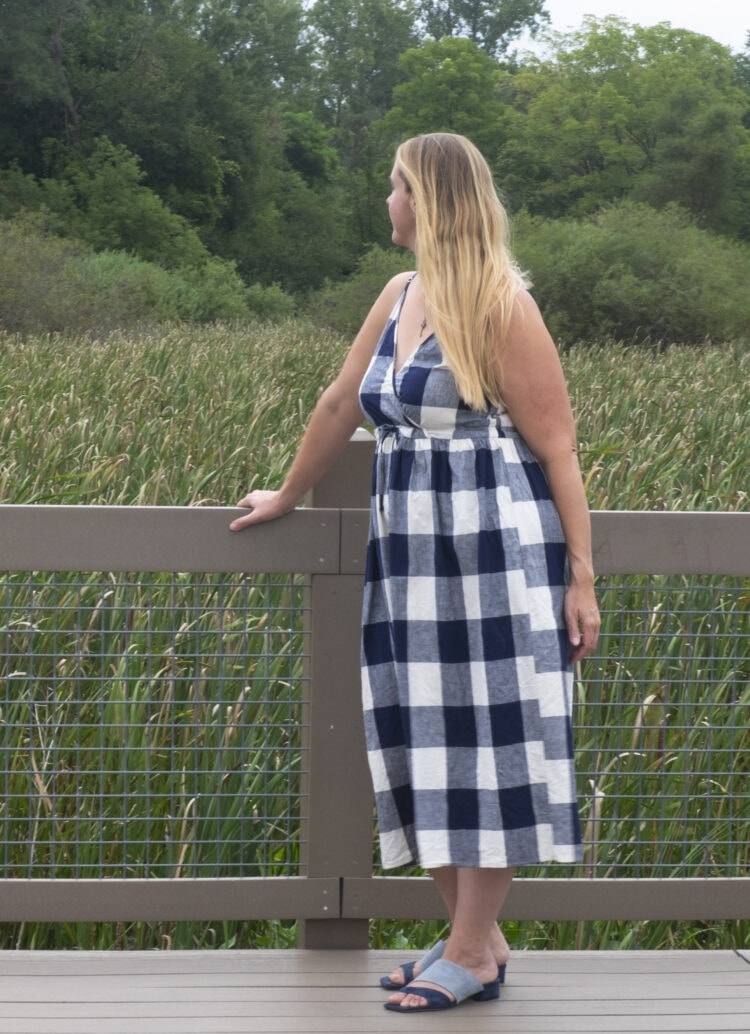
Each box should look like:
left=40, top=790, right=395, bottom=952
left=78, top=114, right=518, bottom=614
left=504, top=288, right=555, bottom=345
left=360, top=270, right=414, bottom=330
left=384, top=269, right=415, bottom=296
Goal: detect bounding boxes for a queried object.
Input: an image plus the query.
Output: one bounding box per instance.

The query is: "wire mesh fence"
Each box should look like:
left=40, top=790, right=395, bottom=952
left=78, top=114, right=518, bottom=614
left=555, top=574, right=749, bottom=880
left=0, top=570, right=747, bottom=883
left=0, top=571, right=310, bottom=879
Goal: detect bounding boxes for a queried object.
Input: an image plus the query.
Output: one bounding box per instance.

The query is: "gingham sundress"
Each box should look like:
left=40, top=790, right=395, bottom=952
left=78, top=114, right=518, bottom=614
left=358, top=277, right=582, bottom=870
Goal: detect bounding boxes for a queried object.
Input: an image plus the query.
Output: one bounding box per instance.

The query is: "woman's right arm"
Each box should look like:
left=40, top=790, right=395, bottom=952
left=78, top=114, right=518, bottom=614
left=229, top=273, right=411, bottom=531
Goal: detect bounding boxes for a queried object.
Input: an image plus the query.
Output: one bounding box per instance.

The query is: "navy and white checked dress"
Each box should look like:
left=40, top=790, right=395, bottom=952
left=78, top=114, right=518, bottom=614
left=358, top=278, right=582, bottom=870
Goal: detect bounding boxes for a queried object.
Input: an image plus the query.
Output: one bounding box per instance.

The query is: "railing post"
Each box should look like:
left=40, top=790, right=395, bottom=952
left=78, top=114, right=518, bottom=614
left=298, top=429, right=376, bottom=949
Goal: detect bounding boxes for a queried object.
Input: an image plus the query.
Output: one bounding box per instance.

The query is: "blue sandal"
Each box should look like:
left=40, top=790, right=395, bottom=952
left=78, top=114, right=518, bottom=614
left=383, top=958, right=501, bottom=1013
left=380, top=941, right=506, bottom=991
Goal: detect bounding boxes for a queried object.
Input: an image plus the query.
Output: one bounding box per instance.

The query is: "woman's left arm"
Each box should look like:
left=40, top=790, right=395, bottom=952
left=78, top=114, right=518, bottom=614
left=496, top=291, right=600, bottom=662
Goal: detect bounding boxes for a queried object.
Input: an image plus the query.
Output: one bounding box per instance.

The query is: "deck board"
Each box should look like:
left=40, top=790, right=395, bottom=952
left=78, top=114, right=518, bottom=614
left=0, top=949, right=747, bottom=1033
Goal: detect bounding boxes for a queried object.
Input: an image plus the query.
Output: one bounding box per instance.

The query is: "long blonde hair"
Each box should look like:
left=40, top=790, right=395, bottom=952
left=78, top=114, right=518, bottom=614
left=395, top=133, right=528, bottom=411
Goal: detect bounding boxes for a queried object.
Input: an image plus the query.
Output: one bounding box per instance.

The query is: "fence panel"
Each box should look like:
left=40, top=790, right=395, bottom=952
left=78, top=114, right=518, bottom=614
left=0, top=570, right=308, bottom=881
left=0, top=479, right=747, bottom=931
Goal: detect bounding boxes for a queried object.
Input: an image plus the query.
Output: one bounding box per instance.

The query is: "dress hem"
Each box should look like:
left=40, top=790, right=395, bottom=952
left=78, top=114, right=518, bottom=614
left=379, top=851, right=583, bottom=871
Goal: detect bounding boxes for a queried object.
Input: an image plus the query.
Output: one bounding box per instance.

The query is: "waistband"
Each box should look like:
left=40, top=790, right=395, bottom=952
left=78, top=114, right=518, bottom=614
left=375, top=423, right=511, bottom=443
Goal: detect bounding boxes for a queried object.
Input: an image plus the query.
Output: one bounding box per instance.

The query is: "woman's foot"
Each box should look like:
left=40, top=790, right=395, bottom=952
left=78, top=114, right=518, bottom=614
left=387, top=928, right=510, bottom=1009
left=384, top=925, right=510, bottom=990
left=386, top=950, right=500, bottom=1010
left=385, top=958, right=501, bottom=1012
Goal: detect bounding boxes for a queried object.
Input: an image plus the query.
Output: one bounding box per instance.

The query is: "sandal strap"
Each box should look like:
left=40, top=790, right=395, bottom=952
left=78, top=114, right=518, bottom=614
left=385, top=985, right=454, bottom=1011
left=407, top=958, right=484, bottom=1003
left=417, top=939, right=445, bottom=971
left=379, top=939, right=445, bottom=990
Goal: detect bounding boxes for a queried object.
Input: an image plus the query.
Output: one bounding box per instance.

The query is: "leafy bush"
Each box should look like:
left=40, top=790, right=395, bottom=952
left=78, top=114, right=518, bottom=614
left=0, top=214, right=94, bottom=334
left=0, top=214, right=289, bottom=333
left=1, top=139, right=212, bottom=271
left=305, top=244, right=412, bottom=335
left=308, top=204, right=750, bottom=347
left=0, top=162, right=74, bottom=227
left=244, top=282, right=297, bottom=322
left=513, top=201, right=750, bottom=344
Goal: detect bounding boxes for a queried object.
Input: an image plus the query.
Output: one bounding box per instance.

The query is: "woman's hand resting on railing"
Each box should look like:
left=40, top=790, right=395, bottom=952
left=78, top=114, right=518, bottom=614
left=229, top=490, right=296, bottom=531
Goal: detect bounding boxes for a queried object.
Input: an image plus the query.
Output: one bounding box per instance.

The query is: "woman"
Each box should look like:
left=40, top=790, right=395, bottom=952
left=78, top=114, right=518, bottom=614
left=230, top=133, right=599, bottom=1013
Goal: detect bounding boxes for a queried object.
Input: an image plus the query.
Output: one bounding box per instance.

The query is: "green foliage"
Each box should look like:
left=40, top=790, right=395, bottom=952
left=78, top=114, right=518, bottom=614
left=307, top=0, right=418, bottom=130
left=54, top=138, right=213, bottom=268
left=195, top=0, right=311, bottom=96
left=2, top=2, right=750, bottom=324
left=305, top=244, right=413, bottom=334
left=0, top=162, right=73, bottom=227
left=513, top=201, right=750, bottom=344
left=282, top=111, right=339, bottom=185
left=0, top=214, right=91, bottom=335
left=416, top=0, right=549, bottom=56
left=244, top=282, right=297, bottom=322
left=500, top=18, right=750, bottom=236
left=86, top=11, right=248, bottom=232
left=256, top=169, right=355, bottom=293
left=0, top=138, right=218, bottom=270
left=304, top=0, right=420, bottom=250
left=0, top=215, right=289, bottom=333
left=0, top=0, right=78, bottom=110
left=376, top=37, right=509, bottom=156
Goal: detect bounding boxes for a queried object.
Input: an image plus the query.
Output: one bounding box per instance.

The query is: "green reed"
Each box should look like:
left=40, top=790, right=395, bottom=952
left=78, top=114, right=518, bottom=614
left=0, top=326, right=746, bottom=951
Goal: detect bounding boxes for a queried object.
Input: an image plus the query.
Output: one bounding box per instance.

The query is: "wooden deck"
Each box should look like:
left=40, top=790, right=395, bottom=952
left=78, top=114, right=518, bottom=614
left=0, top=949, right=747, bottom=1033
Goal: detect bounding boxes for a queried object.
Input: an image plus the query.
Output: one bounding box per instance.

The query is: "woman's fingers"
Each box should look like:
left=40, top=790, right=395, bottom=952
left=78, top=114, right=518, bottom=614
left=565, top=587, right=600, bottom=662
left=229, top=490, right=287, bottom=531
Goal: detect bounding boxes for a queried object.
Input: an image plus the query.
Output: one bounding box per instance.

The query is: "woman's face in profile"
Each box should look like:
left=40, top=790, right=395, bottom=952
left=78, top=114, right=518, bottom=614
left=387, top=164, right=416, bottom=250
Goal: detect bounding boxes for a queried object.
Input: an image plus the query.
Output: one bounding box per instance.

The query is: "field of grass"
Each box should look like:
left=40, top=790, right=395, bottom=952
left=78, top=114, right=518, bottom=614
left=0, top=323, right=747, bottom=952
left=1, top=325, right=746, bottom=511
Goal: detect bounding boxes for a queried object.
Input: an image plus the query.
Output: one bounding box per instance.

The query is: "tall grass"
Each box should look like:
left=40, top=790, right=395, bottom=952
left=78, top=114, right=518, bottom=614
left=1, top=329, right=745, bottom=511
left=568, top=341, right=748, bottom=512
left=0, top=320, right=346, bottom=506
left=0, top=325, right=746, bottom=952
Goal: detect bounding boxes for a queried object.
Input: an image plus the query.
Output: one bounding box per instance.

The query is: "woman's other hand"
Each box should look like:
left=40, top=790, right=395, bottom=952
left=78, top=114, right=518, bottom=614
left=564, top=579, right=600, bottom=664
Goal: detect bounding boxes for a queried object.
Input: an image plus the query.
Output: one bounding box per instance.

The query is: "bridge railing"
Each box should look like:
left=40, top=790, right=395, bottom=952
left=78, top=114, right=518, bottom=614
left=0, top=431, right=746, bottom=948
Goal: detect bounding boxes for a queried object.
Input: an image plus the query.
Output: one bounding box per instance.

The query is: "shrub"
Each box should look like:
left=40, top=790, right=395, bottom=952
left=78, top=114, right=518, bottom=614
left=0, top=215, right=268, bottom=333
left=0, top=214, right=93, bottom=334
left=244, top=282, right=296, bottom=322
left=513, top=201, right=750, bottom=344
left=305, top=244, right=412, bottom=335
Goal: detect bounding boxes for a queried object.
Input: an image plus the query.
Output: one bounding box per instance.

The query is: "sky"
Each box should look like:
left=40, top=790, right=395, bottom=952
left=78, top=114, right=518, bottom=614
left=522, top=0, right=749, bottom=52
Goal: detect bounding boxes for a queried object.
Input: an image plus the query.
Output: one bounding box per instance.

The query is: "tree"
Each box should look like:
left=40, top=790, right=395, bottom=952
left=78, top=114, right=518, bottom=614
left=52, top=137, right=212, bottom=267
left=191, top=0, right=311, bottom=97
left=358, top=36, right=511, bottom=248
left=305, top=0, right=419, bottom=250
left=735, top=33, right=750, bottom=123
left=0, top=0, right=86, bottom=107
left=495, top=18, right=750, bottom=235
left=415, top=0, right=548, bottom=57
left=375, top=37, right=509, bottom=160
left=0, top=0, right=336, bottom=285
left=307, top=0, right=418, bottom=132
left=0, top=0, right=91, bottom=163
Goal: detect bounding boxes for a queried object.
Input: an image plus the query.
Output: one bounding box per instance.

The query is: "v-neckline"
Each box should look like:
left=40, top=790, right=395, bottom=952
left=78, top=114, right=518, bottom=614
left=393, top=277, right=434, bottom=376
